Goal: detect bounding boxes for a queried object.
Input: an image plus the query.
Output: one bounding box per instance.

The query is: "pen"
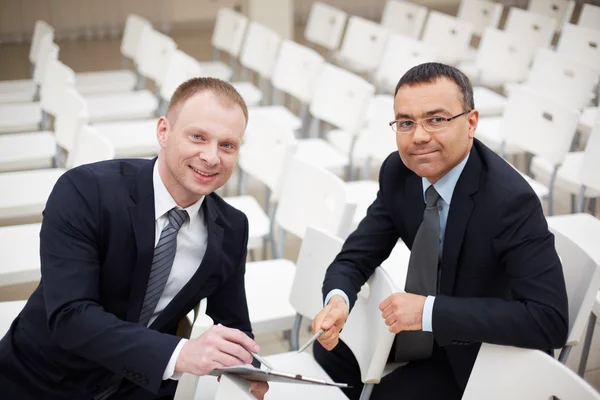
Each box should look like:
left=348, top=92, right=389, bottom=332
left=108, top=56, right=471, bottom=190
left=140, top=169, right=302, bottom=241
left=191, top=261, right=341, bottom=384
left=297, top=329, right=325, bottom=353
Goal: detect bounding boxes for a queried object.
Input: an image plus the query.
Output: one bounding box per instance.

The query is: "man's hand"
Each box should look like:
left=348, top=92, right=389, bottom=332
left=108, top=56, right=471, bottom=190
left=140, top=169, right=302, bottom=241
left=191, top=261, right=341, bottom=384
left=174, top=324, right=258, bottom=376
left=379, top=292, right=427, bottom=334
left=311, top=295, right=349, bottom=351
left=249, top=380, right=269, bottom=399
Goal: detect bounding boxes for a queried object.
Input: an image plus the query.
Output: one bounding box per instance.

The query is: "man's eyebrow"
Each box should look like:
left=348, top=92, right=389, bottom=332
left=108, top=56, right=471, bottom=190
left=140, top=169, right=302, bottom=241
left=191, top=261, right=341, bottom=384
left=394, top=108, right=449, bottom=120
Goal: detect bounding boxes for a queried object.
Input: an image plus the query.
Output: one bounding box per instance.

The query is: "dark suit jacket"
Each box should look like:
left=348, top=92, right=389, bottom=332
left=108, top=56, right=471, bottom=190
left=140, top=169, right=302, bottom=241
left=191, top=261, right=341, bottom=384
left=0, top=158, right=252, bottom=399
left=322, top=139, right=569, bottom=390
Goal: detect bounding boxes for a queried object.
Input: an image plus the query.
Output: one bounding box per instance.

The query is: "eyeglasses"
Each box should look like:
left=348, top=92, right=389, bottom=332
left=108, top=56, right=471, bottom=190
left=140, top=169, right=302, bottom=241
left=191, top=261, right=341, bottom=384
left=389, top=110, right=472, bottom=134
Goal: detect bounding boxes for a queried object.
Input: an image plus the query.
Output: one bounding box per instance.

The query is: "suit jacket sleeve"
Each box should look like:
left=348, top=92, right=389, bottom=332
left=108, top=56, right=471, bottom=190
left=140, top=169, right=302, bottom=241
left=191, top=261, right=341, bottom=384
left=432, top=191, right=569, bottom=350
left=40, top=167, right=181, bottom=395
left=322, top=155, right=401, bottom=310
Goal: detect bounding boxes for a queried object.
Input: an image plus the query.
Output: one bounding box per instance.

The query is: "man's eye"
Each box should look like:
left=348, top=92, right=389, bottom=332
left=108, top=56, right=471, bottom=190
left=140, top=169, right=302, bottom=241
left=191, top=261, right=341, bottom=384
left=429, top=117, right=446, bottom=125
left=399, top=120, right=414, bottom=128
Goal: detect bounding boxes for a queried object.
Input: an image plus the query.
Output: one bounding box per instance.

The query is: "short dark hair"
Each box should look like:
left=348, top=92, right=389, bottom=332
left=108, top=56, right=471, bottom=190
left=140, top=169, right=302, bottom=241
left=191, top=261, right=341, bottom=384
left=394, top=62, right=474, bottom=110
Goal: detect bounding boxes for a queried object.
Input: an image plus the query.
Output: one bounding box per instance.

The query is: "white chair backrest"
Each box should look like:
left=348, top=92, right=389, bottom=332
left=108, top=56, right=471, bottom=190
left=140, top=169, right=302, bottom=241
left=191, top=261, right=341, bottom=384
left=375, top=34, right=438, bottom=94
left=556, top=23, right=600, bottom=74
left=32, top=34, right=58, bottom=86
left=121, top=14, right=152, bottom=62
left=475, top=27, right=537, bottom=84
left=580, top=123, right=600, bottom=194
left=274, top=156, right=356, bottom=240
left=504, top=7, right=556, bottom=48
left=30, top=20, right=54, bottom=64
left=340, top=267, right=397, bottom=384
left=270, top=40, right=324, bottom=103
left=524, top=47, right=598, bottom=111
left=40, top=59, right=76, bottom=117
left=289, top=226, right=344, bottom=320
left=550, top=228, right=600, bottom=346
left=456, top=0, right=503, bottom=36
left=304, top=2, right=348, bottom=51
left=380, top=0, right=428, bottom=39
left=528, top=0, right=574, bottom=32
left=67, top=125, right=115, bottom=169
left=137, top=27, right=177, bottom=88
left=239, top=22, right=281, bottom=78
left=159, top=50, right=202, bottom=102
left=360, top=95, right=398, bottom=161
left=309, top=63, right=375, bottom=134
left=53, top=87, right=88, bottom=155
left=501, top=86, right=579, bottom=166
left=338, top=16, right=390, bottom=74
left=420, top=11, right=474, bottom=65
left=212, top=8, right=249, bottom=57
left=463, top=343, right=600, bottom=400
left=578, top=3, right=600, bottom=31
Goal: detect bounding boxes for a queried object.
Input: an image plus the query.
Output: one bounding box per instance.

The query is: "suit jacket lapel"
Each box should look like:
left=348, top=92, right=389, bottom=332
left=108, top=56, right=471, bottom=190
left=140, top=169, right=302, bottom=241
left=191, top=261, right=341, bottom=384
left=126, top=159, right=157, bottom=322
left=439, top=146, right=481, bottom=295
left=151, top=194, right=224, bottom=330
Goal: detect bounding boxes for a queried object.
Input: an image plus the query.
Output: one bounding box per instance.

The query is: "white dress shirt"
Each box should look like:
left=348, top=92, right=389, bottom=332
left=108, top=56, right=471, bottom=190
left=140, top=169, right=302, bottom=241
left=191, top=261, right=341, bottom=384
left=151, top=163, right=208, bottom=380
left=325, top=153, right=470, bottom=333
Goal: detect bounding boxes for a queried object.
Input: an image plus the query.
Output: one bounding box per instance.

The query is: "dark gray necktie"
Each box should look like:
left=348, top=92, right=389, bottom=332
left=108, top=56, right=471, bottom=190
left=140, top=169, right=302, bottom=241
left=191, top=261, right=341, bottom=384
left=394, top=185, right=440, bottom=362
left=138, top=207, right=189, bottom=327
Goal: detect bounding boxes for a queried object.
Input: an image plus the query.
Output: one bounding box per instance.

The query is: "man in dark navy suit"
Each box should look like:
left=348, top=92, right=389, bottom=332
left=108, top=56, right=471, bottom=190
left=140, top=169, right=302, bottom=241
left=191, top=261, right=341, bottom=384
left=311, top=63, right=569, bottom=399
left=0, top=78, right=268, bottom=399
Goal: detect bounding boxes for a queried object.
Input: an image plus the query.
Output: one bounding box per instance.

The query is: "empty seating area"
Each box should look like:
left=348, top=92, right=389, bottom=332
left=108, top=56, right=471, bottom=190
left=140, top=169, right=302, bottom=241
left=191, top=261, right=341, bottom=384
left=1, top=0, right=600, bottom=398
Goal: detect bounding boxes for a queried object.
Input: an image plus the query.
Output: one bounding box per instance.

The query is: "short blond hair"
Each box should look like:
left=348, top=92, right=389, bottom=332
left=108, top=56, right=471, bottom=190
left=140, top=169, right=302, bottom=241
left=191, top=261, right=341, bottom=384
left=166, top=77, right=248, bottom=126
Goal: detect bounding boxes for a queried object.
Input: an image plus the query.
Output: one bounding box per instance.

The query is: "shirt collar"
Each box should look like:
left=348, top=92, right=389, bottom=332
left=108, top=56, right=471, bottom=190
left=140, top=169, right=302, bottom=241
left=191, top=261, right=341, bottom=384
left=421, top=153, right=470, bottom=205
left=153, top=162, right=204, bottom=230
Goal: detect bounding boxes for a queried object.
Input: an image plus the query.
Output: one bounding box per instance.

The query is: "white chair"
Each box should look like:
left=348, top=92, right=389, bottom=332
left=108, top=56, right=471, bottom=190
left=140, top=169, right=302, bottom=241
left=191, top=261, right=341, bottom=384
left=504, top=7, right=556, bottom=49
left=463, top=343, right=600, bottom=400
left=198, top=7, right=248, bottom=82
left=456, top=0, right=503, bottom=37
left=0, top=20, right=54, bottom=103
left=0, top=121, right=114, bottom=226
left=245, top=40, right=325, bottom=133
left=420, top=11, right=474, bottom=65
left=0, top=223, right=42, bottom=288
left=380, top=0, right=428, bottom=39
left=577, top=3, right=600, bottom=31
left=374, top=34, right=438, bottom=94
left=254, top=267, right=397, bottom=400
left=304, top=2, right=348, bottom=60
left=0, top=301, right=28, bottom=337
left=335, top=16, right=390, bottom=76
left=556, top=23, right=600, bottom=75
left=231, top=21, right=282, bottom=107
left=527, top=0, right=575, bottom=33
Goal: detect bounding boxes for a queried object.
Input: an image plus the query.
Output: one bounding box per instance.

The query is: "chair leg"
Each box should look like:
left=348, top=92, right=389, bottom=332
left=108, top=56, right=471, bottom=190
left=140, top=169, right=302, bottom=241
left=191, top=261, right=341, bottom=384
left=121, top=55, right=128, bottom=70
left=557, top=345, right=572, bottom=364
left=578, top=313, right=597, bottom=376
left=359, top=383, right=374, bottom=400
left=290, top=313, right=302, bottom=350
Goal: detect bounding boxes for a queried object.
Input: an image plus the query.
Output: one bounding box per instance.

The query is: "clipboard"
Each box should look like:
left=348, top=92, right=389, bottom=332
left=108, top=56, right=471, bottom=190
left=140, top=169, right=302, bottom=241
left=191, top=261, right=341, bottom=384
left=209, top=365, right=349, bottom=388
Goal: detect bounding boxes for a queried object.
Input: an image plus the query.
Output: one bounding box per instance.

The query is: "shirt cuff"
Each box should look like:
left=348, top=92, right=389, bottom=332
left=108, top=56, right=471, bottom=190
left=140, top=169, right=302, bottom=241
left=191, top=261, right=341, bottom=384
left=324, top=289, right=349, bottom=308
left=422, top=296, right=436, bottom=332
left=162, top=338, right=187, bottom=380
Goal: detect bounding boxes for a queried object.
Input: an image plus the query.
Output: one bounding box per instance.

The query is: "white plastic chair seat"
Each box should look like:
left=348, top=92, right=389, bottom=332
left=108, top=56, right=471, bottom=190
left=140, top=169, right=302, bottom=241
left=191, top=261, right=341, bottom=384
left=0, top=168, right=66, bottom=222
left=223, top=195, right=270, bottom=251
left=262, top=352, right=347, bottom=399
left=248, top=106, right=302, bottom=132
left=197, top=61, right=233, bottom=81
left=0, top=102, right=42, bottom=134
left=530, top=152, right=600, bottom=198
left=579, top=107, right=598, bottom=136
left=334, top=52, right=372, bottom=75
left=75, top=70, right=138, bottom=95
left=326, top=129, right=366, bottom=165
left=475, top=117, right=522, bottom=154
left=0, top=300, right=27, bottom=337
left=0, top=79, right=36, bottom=103
left=93, top=119, right=160, bottom=158
left=473, top=87, right=507, bottom=116
left=547, top=213, right=600, bottom=265
left=84, top=91, right=158, bottom=123
left=345, top=180, right=378, bottom=229
left=231, top=82, right=262, bottom=107
left=0, top=131, right=55, bottom=172
left=295, top=138, right=348, bottom=172
left=244, top=259, right=296, bottom=335
left=0, top=223, right=42, bottom=286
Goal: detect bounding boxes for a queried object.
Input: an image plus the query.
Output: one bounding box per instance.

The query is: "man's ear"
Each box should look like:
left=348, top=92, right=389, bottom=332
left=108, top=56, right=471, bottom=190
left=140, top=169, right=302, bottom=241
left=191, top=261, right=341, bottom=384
left=156, top=116, right=169, bottom=148
left=467, top=109, right=479, bottom=139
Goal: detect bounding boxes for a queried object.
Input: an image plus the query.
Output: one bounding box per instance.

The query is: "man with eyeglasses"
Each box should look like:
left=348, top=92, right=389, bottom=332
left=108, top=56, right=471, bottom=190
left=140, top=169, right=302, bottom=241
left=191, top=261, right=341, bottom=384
left=311, top=63, right=569, bottom=400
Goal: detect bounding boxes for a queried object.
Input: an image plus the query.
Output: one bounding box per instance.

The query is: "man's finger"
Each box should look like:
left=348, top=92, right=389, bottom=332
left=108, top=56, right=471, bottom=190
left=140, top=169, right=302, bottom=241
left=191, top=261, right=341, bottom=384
left=215, top=325, right=260, bottom=353
left=379, top=295, right=392, bottom=311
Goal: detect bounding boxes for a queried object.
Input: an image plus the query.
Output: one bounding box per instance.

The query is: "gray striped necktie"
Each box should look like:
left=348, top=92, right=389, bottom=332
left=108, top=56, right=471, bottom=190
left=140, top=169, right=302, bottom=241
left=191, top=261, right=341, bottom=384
left=394, top=185, right=440, bottom=362
left=138, top=207, right=189, bottom=327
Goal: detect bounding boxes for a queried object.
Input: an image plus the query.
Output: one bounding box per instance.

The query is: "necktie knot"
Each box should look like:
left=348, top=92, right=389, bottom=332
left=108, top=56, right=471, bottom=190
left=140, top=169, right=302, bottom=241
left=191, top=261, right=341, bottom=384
left=168, top=208, right=188, bottom=231
left=426, top=186, right=440, bottom=208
